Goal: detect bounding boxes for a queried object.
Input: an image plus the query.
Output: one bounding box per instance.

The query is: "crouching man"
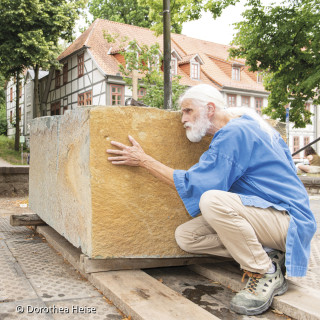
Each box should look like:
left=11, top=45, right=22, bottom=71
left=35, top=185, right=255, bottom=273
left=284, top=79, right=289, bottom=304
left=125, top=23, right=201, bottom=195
left=106, top=84, right=316, bottom=315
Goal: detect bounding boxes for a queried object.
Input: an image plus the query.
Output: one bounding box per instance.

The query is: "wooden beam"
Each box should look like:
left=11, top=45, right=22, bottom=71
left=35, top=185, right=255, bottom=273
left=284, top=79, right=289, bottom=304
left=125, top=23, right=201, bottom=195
left=83, top=255, right=229, bottom=273
left=10, top=214, right=46, bottom=227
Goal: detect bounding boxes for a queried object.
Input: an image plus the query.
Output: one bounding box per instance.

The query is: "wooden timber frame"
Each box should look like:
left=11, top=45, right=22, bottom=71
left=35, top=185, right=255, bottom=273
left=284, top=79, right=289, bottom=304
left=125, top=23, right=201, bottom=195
left=10, top=213, right=230, bottom=274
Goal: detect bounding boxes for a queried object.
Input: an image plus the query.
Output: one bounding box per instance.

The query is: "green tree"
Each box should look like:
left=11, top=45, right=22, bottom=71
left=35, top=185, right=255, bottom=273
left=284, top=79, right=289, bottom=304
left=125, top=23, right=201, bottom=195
left=143, top=0, right=320, bottom=127
left=0, top=74, right=7, bottom=135
left=227, top=0, right=320, bottom=128
left=0, top=0, right=87, bottom=125
left=117, top=39, right=186, bottom=109
left=142, top=0, right=204, bottom=34
left=89, top=0, right=153, bottom=28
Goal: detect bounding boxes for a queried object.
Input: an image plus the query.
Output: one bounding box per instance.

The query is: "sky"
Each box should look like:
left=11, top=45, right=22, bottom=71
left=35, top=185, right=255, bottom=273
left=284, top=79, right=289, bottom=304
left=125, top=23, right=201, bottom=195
left=182, top=3, right=245, bottom=45
left=181, top=0, right=281, bottom=45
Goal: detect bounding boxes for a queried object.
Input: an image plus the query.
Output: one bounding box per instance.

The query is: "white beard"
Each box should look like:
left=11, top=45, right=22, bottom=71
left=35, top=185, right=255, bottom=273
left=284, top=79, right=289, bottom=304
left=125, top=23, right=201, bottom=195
left=184, top=109, right=212, bottom=142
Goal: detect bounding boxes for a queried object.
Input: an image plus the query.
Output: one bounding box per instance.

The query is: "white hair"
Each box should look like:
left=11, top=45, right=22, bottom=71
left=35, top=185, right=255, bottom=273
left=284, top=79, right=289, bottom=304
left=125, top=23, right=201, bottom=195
left=179, top=84, right=276, bottom=142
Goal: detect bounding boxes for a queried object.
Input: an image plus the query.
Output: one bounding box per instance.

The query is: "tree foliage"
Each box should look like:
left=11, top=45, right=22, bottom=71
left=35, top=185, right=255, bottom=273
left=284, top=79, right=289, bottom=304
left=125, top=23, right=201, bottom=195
left=0, top=0, right=87, bottom=120
left=228, top=0, right=320, bottom=128
left=116, top=39, right=186, bottom=109
left=0, top=74, right=7, bottom=135
left=89, top=0, right=153, bottom=29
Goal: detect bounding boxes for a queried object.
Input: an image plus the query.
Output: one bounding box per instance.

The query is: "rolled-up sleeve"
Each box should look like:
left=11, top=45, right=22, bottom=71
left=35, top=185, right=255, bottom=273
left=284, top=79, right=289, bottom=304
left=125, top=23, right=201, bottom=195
left=173, top=149, right=244, bottom=217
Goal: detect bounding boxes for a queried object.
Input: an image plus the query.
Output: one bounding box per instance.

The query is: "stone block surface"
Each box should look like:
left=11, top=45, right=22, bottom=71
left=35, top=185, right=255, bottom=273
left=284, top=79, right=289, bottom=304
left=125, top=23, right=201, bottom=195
left=29, top=106, right=211, bottom=259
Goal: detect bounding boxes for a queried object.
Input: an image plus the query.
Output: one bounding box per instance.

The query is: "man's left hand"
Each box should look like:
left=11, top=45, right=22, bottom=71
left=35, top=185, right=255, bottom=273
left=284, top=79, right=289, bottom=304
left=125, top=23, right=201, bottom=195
left=107, top=135, right=146, bottom=167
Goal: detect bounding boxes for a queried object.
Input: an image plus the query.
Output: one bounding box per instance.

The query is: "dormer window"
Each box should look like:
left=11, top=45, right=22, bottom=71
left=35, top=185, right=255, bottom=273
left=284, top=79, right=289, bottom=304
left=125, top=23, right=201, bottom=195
left=232, top=67, right=240, bottom=81
left=171, top=49, right=181, bottom=76
left=191, top=62, right=200, bottom=80
left=257, top=72, right=263, bottom=83
left=171, top=57, right=177, bottom=75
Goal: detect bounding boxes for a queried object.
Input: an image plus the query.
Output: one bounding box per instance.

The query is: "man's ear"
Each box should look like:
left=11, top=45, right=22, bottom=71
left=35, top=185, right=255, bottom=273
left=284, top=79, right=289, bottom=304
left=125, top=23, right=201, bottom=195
left=207, top=102, right=216, bottom=118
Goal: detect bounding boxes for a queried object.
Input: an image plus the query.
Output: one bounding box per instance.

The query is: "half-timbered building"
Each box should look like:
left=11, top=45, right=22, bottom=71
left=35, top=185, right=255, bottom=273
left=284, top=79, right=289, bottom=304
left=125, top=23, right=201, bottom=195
left=6, top=19, right=319, bottom=155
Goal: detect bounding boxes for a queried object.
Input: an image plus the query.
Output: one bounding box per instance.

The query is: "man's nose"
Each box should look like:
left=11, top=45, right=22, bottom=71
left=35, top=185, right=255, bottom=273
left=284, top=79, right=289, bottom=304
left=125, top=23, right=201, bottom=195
left=181, top=114, right=188, bottom=123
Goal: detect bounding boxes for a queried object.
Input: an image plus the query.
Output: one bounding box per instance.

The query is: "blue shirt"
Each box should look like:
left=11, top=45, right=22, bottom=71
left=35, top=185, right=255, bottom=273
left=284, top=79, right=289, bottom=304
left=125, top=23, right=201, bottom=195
left=173, top=115, right=317, bottom=277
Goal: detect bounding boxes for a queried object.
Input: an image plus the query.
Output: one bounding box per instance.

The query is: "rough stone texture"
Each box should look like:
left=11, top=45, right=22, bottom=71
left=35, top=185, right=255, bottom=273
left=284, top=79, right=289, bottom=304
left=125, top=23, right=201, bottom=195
left=0, top=167, right=29, bottom=196
left=29, top=106, right=211, bottom=259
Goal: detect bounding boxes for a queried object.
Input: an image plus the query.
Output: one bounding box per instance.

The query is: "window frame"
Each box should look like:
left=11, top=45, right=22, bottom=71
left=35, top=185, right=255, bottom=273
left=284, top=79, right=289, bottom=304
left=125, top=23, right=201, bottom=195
left=138, top=88, right=146, bottom=100
left=293, top=136, right=300, bottom=158
left=78, top=93, right=85, bottom=106
left=170, top=57, right=177, bottom=75
left=255, top=97, right=263, bottom=115
left=110, top=84, right=124, bottom=106
left=10, top=87, right=13, bottom=102
left=63, top=63, right=68, bottom=85
left=55, top=70, right=61, bottom=88
left=241, top=96, right=250, bottom=108
left=51, top=101, right=61, bottom=116
left=232, top=67, right=241, bottom=81
left=227, top=94, right=237, bottom=108
left=85, top=90, right=92, bottom=105
left=78, top=53, right=84, bottom=78
left=190, top=62, right=200, bottom=80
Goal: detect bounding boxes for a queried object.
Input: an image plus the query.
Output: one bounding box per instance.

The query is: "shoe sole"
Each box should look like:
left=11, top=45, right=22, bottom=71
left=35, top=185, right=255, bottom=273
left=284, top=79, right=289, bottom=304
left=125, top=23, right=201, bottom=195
left=230, top=279, right=288, bottom=316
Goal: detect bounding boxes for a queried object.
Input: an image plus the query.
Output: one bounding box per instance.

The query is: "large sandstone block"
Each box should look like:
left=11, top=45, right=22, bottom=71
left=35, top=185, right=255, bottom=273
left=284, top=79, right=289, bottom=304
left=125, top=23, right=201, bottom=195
left=29, top=106, right=211, bottom=259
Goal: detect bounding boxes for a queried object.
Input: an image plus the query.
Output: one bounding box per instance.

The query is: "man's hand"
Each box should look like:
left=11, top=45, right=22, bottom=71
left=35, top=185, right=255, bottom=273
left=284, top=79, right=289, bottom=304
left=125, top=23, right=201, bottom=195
left=107, top=135, right=175, bottom=188
left=107, top=135, right=146, bottom=167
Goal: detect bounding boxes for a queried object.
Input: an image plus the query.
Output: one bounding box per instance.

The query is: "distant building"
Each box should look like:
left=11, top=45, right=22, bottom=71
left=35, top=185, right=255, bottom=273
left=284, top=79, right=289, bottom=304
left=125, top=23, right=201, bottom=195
left=5, top=19, right=319, bottom=155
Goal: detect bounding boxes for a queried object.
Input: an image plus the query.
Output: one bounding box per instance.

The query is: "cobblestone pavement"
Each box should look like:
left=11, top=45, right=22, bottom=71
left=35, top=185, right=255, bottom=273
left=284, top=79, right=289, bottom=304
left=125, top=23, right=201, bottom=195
left=0, top=196, right=319, bottom=319
left=0, top=197, right=129, bottom=320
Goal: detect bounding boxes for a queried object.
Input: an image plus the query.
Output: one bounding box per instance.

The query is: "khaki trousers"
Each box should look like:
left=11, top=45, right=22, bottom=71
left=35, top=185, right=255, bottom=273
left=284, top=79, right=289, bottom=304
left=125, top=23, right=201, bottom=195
left=175, top=190, right=290, bottom=274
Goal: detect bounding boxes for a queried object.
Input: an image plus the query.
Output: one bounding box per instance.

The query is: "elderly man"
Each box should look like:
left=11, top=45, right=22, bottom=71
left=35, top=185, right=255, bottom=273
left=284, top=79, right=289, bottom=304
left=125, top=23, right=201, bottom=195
left=106, top=84, right=316, bottom=316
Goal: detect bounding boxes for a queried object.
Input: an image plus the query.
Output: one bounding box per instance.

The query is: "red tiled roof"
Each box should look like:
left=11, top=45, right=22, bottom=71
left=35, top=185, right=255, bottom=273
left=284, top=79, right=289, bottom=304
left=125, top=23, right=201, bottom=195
left=57, top=19, right=267, bottom=93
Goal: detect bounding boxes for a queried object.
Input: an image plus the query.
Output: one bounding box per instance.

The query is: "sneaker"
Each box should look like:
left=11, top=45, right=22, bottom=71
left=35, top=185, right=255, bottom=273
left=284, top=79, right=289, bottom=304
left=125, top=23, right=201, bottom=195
left=230, top=262, right=288, bottom=315
left=268, top=250, right=286, bottom=275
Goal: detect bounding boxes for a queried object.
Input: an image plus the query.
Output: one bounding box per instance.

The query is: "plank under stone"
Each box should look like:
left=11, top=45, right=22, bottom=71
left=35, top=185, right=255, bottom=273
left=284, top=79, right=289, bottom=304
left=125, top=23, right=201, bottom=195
left=10, top=214, right=45, bottom=226
left=89, top=269, right=220, bottom=320
left=37, top=225, right=227, bottom=274
left=190, top=263, right=320, bottom=320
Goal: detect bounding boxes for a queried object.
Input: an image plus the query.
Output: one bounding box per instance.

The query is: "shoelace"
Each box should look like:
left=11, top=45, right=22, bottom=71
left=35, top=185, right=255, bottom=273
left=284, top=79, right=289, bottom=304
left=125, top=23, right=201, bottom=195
left=241, top=270, right=264, bottom=294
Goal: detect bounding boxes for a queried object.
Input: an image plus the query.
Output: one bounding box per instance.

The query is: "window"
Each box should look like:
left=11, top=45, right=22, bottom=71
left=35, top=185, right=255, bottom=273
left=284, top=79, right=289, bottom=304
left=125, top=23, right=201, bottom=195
left=63, top=106, right=68, bottom=114
left=78, top=93, right=85, bottom=106
left=171, top=58, right=177, bottom=75
left=10, top=87, right=13, bottom=102
left=293, top=136, right=300, bottom=157
left=232, top=67, right=240, bottom=81
left=257, top=72, right=263, bottom=83
left=190, top=62, right=200, bottom=80
left=78, top=53, right=84, bottom=77
left=227, top=94, right=236, bottom=107
left=55, top=70, right=61, bottom=88
left=241, top=96, right=250, bottom=107
left=51, top=102, right=60, bottom=115
left=19, top=84, right=22, bottom=98
left=110, top=85, right=123, bottom=105
left=85, top=91, right=92, bottom=105
left=78, top=90, right=92, bottom=106
left=138, top=88, right=146, bottom=99
left=255, top=98, right=263, bottom=115
left=305, top=103, right=311, bottom=112
left=63, top=63, right=68, bottom=85
left=10, top=111, right=13, bottom=123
